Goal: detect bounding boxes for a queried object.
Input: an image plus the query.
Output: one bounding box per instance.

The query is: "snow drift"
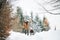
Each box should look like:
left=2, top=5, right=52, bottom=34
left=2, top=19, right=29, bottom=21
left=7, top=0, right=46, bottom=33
left=6, top=30, right=60, bottom=40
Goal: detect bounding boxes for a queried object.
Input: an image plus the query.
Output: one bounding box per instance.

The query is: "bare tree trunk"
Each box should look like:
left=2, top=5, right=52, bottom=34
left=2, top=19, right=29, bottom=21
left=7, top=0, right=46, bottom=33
left=0, top=0, right=11, bottom=40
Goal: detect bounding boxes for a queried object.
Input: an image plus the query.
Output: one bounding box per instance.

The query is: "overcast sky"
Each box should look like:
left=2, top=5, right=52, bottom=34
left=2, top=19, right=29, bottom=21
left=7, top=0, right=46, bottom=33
left=11, top=0, right=60, bottom=30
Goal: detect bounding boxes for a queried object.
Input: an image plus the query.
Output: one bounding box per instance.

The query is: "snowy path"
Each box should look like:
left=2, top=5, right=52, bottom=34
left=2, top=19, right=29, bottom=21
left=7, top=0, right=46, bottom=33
left=6, top=30, right=60, bottom=40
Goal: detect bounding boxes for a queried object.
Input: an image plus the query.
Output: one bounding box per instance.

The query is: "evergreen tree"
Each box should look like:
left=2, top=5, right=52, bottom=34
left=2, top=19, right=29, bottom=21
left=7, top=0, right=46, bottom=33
left=31, top=12, right=33, bottom=20
left=35, top=14, right=39, bottom=22
left=38, top=19, right=44, bottom=31
left=16, top=7, right=24, bottom=25
left=34, top=14, right=44, bottom=32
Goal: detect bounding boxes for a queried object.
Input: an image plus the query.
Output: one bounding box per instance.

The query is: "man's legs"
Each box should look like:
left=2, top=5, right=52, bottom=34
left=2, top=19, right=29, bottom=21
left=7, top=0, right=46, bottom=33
left=25, top=29, right=29, bottom=35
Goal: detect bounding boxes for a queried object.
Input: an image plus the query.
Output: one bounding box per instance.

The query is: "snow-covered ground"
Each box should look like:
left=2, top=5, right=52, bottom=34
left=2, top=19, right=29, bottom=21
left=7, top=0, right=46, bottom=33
left=6, top=30, right=60, bottom=40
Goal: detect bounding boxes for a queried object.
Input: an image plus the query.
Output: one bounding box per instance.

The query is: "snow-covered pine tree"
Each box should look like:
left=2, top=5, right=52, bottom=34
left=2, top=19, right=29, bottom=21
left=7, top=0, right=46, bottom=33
left=34, top=14, right=43, bottom=32
left=38, top=19, right=44, bottom=32
left=17, top=7, right=24, bottom=25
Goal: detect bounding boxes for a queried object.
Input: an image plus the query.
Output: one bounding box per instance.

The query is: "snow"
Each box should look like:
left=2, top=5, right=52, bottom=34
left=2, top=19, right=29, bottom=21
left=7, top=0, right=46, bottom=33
left=6, top=30, right=60, bottom=40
